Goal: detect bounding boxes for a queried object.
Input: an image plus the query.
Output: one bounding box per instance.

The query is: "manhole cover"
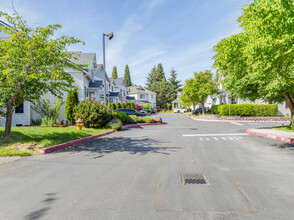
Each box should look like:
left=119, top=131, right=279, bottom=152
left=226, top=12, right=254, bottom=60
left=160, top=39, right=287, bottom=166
left=181, top=173, right=208, bottom=185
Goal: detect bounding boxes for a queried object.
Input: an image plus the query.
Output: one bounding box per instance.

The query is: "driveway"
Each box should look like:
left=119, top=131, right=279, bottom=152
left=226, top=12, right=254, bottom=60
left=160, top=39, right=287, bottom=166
left=0, top=113, right=293, bottom=219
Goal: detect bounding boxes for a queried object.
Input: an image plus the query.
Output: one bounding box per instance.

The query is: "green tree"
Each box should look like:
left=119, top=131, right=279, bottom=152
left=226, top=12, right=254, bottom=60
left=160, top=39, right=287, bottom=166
left=181, top=79, right=200, bottom=110
left=124, top=65, right=132, bottom=87
left=146, top=66, right=158, bottom=92
left=65, top=88, right=79, bottom=125
left=157, top=78, right=171, bottom=108
left=213, top=0, right=294, bottom=121
left=181, top=71, right=218, bottom=113
left=157, top=63, right=165, bottom=82
left=168, top=68, right=181, bottom=102
left=112, top=65, right=118, bottom=78
left=0, top=12, right=83, bottom=138
left=116, top=102, right=121, bottom=109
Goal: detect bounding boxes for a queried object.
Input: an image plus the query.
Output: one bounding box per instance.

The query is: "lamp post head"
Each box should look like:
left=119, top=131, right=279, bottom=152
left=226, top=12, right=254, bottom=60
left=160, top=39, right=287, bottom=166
left=105, top=32, right=114, bottom=40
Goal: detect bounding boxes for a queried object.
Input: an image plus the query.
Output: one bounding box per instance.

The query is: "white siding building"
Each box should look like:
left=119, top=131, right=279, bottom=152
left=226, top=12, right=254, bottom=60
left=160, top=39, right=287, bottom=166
left=128, top=86, right=156, bottom=108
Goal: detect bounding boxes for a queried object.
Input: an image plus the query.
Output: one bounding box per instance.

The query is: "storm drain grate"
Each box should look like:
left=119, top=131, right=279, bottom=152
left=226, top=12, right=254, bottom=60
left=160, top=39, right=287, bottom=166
left=181, top=173, right=208, bottom=185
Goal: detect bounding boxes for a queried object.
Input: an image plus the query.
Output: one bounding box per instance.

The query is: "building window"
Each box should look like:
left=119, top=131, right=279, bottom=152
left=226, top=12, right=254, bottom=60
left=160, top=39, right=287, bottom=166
left=151, top=95, right=154, bottom=99
left=15, top=102, right=24, bottom=113
left=84, top=86, right=88, bottom=98
left=140, top=94, right=145, bottom=99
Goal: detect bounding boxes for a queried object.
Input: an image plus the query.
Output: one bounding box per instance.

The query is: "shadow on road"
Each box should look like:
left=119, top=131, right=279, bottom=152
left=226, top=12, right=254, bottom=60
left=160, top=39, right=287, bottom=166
left=25, top=193, right=58, bottom=220
left=54, top=136, right=182, bottom=158
left=272, top=142, right=294, bottom=149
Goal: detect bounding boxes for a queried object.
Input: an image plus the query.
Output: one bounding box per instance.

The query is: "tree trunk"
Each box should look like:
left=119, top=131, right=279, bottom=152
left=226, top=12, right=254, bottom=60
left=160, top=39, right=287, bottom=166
left=4, top=104, right=14, bottom=138
left=284, top=94, right=294, bottom=126
left=201, top=100, right=205, bottom=114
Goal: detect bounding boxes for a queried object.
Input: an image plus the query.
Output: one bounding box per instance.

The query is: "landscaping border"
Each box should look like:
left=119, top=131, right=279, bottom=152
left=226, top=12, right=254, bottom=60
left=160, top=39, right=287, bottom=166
left=40, top=122, right=167, bottom=154
left=246, top=128, right=294, bottom=143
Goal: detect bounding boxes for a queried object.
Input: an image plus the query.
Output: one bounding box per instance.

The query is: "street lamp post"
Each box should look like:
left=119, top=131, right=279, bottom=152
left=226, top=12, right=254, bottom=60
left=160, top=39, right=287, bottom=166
left=102, top=32, right=114, bottom=109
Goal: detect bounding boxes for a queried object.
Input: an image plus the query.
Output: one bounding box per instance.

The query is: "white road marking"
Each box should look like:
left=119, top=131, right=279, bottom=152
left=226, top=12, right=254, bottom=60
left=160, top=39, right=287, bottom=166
left=230, top=122, right=243, bottom=126
left=183, top=133, right=250, bottom=137
left=199, top=137, right=244, bottom=141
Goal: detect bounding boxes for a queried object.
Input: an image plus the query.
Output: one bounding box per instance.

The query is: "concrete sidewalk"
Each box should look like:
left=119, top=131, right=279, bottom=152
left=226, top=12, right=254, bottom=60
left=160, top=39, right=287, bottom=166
left=247, top=128, right=294, bottom=143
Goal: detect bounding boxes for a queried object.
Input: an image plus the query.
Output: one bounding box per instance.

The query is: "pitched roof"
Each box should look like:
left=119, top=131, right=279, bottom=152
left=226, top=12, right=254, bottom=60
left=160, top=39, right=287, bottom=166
left=69, top=51, right=96, bottom=69
left=109, top=77, right=126, bottom=87
left=128, top=86, right=156, bottom=94
left=89, top=80, right=103, bottom=88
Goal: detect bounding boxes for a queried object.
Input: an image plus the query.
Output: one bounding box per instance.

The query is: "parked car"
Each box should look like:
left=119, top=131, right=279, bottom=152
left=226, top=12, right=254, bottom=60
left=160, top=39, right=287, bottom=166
left=179, top=108, right=188, bottom=113
left=114, top=108, right=146, bottom=116
left=148, top=107, right=156, bottom=114
left=174, top=108, right=181, bottom=113
left=140, top=110, right=148, bottom=114
left=192, top=107, right=211, bottom=115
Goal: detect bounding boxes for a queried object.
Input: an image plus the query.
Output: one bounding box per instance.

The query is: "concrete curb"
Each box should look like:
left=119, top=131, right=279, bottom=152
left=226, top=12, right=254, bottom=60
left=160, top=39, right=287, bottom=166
left=40, top=122, right=167, bottom=154
left=246, top=128, right=294, bottom=143
left=190, top=117, right=289, bottom=123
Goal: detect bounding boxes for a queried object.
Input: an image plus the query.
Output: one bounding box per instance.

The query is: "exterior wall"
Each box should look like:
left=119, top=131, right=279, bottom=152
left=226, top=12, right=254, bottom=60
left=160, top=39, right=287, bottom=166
left=0, top=101, right=31, bottom=126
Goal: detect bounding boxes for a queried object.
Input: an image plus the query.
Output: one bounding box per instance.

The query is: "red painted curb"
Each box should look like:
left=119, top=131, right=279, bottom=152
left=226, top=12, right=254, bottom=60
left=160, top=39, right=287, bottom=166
left=40, top=122, right=167, bottom=154
left=246, top=128, right=294, bottom=143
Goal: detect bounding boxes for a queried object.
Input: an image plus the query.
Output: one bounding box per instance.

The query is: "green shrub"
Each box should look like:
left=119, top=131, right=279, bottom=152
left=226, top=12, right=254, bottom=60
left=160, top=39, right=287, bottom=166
left=115, top=111, right=128, bottom=123
left=128, top=115, right=138, bottom=123
left=126, top=102, right=130, bottom=108
left=252, top=104, right=278, bottom=116
left=110, top=103, right=116, bottom=110
left=106, top=118, right=123, bottom=131
left=143, top=116, right=155, bottom=123
left=74, top=98, right=114, bottom=128
left=116, top=102, right=121, bottom=109
left=211, top=105, right=220, bottom=114
left=291, top=116, right=294, bottom=129
left=41, top=116, right=59, bottom=126
left=216, top=104, right=278, bottom=116
left=130, top=102, right=135, bottom=109
left=65, top=88, right=79, bottom=125
left=137, top=116, right=144, bottom=123
left=31, top=119, right=41, bottom=125
left=121, top=102, right=126, bottom=108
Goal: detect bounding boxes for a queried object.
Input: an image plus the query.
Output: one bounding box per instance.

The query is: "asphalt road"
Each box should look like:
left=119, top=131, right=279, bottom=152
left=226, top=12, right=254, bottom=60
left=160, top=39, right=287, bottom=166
left=0, top=114, right=294, bottom=220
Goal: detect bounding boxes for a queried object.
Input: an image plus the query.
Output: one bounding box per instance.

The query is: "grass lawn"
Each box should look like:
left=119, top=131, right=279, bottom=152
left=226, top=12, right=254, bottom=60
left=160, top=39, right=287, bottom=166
left=0, top=126, right=111, bottom=157
left=272, top=126, right=294, bottom=133
left=184, top=112, right=192, bottom=115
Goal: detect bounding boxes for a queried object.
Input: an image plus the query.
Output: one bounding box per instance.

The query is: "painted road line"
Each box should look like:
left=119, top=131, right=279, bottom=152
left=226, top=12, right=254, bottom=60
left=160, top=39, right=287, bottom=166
left=183, top=133, right=250, bottom=137
left=230, top=122, right=243, bottom=126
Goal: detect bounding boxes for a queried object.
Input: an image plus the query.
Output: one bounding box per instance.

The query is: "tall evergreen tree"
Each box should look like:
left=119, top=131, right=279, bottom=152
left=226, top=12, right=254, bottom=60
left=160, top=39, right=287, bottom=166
left=124, top=65, right=132, bottom=86
left=65, top=88, right=79, bottom=125
left=157, top=63, right=165, bottom=81
left=112, top=65, right=118, bottom=78
left=168, top=68, right=181, bottom=102
left=157, top=78, right=171, bottom=108
left=145, top=66, right=158, bottom=92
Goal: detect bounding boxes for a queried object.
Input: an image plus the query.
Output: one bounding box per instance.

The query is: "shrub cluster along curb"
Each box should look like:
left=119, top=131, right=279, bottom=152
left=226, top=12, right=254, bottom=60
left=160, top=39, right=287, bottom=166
left=246, top=128, right=294, bottom=143
left=40, top=122, right=167, bottom=154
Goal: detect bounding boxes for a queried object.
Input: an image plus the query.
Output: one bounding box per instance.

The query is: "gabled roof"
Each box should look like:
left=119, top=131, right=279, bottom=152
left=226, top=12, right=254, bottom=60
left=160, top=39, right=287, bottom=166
left=128, top=85, right=156, bottom=94
left=89, top=80, right=103, bottom=88
left=109, top=77, right=127, bottom=87
left=69, top=51, right=96, bottom=69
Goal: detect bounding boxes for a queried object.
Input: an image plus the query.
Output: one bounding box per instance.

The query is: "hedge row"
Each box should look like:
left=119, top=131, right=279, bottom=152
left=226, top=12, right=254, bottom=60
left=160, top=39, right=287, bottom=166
left=211, top=104, right=278, bottom=116
left=109, top=102, right=135, bottom=110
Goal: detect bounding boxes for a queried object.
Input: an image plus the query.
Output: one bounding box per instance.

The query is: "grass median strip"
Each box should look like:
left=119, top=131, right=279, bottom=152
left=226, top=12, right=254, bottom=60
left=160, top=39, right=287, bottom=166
left=272, top=126, right=294, bottom=133
left=0, top=127, right=111, bottom=157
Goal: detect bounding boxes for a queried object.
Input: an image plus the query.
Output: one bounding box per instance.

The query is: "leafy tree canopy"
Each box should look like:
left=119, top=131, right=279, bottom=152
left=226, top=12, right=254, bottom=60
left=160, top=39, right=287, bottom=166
left=0, top=12, right=84, bottom=137
left=213, top=0, right=294, bottom=118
